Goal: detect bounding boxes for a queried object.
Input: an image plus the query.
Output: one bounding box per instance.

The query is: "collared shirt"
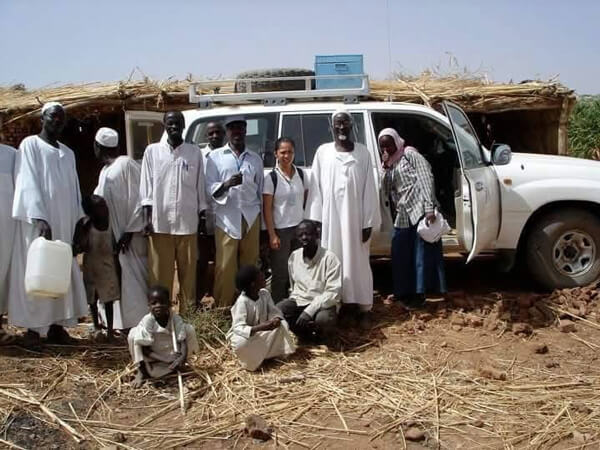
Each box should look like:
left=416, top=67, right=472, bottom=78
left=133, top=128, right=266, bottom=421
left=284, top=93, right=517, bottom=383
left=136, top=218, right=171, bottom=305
left=201, top=145, right=216, bottom=235
left=288, top=246, right=342, bottom=318
left=205, top=144, right=264, bottom=240
left=263, top=164, right=306, bottom=229
left=139, top=141, right=207, bottom=235
left=383, top=148, right=436, bottom=229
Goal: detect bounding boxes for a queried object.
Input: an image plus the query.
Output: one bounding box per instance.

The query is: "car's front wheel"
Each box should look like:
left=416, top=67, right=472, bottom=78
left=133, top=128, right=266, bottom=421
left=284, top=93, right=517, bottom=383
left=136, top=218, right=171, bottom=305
left=526, top=208, right=600, bottom=290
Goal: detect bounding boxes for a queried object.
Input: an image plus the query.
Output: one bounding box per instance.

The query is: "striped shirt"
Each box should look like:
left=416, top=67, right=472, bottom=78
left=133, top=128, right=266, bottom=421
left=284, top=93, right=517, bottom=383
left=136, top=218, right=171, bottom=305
left=383, top=148, right=436, bottom=229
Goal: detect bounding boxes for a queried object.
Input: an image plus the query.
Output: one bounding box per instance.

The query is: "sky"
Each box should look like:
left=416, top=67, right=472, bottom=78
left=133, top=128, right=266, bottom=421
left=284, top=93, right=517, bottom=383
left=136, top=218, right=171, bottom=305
left=1, top=0, right=599, bottom=94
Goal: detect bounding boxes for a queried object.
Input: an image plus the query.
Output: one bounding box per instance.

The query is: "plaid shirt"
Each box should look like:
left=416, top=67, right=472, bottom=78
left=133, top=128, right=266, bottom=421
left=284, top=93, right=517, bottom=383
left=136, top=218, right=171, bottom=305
left=382, top=148, right=436, bottom=229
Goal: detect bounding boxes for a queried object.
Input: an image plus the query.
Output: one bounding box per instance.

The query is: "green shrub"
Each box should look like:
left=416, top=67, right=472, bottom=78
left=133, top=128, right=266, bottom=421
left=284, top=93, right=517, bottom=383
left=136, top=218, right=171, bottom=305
left=569, top=96, right=600, bottom=159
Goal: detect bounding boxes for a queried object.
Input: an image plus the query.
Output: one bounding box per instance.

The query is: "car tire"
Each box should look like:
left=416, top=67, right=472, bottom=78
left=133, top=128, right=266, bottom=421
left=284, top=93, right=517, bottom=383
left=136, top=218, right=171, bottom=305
left=234, top=68, right=315, bottom=93
left=526, top=208, right=600, bottom=290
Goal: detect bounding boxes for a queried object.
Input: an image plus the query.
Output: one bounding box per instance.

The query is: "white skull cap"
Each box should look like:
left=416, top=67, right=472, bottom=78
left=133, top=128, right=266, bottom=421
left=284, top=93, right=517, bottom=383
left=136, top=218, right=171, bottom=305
left=94, top=127, right=119, bottom=148
left=41, top=101, right=63, bottom=114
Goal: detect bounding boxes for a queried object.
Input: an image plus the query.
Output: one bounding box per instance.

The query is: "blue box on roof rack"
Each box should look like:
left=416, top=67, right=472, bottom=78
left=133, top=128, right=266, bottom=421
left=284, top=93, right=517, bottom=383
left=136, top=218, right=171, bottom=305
left=315, top=54, right=364, bottom=90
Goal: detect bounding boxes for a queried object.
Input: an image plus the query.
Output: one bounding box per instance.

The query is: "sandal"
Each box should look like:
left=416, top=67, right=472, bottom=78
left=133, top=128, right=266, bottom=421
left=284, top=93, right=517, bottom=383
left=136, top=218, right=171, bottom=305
left=21, top=330, right=43, bottom=349
left=47, top=325, right=76, bottom=345
left=382, top=295, right=395, bottom=306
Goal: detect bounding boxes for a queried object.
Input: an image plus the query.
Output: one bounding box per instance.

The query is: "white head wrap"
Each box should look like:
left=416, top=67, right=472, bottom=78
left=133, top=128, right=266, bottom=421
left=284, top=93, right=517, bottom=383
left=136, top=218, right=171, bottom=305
left=95, top=127, right=119, bottom=148
left=41, top=101, right=63, bottom=115
left=331, top=108, right=353, bottom=124
left=377, top=128, right=405, bottom=152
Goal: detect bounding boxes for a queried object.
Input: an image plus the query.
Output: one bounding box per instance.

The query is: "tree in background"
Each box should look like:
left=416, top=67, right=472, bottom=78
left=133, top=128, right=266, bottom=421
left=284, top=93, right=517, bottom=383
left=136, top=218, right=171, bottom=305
left=569, top=96, right=600, bottom=159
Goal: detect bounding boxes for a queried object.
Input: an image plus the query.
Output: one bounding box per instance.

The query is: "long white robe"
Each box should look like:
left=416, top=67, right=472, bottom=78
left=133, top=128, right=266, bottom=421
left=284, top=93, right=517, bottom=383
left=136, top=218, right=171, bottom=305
left=0, top=144, right=17, bottom=314
left=128, top=312, right=199, bottom=378
left=9, top=136, right=87, bottom=330
left=227, top=289, right=296, bottom=371
left=94, top=156, right=148, bottom=329
left=306, top=142, right=380, bottom=307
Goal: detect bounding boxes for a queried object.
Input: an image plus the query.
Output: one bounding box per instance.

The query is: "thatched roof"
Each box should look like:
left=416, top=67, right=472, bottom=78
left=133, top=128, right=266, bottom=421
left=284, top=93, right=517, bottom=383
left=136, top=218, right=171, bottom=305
left=0, top=75, right=575, bottom=126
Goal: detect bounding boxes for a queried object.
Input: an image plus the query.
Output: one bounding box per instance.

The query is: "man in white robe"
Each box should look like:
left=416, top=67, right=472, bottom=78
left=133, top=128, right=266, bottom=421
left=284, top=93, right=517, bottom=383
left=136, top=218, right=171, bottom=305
left=306, top=110, right=380, bottom=329
left=93, top=128, right=149, bottom=330
left=9, top=102, right=88, bottom=346
left=0, top=144, right=17, bottom=344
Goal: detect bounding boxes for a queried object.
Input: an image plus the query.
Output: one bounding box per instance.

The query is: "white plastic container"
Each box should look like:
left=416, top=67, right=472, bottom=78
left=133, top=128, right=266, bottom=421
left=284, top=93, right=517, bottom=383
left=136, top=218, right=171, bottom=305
left=25, top=237, right=72, bottom=298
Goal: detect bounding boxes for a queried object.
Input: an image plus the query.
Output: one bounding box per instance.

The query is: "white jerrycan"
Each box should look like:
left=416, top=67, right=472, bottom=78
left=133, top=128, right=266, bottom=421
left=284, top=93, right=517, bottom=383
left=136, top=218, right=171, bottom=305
left=25, top=237, right=72, bottom=298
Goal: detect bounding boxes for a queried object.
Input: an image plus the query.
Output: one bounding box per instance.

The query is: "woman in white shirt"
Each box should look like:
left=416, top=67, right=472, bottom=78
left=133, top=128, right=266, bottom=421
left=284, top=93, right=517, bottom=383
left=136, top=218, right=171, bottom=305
left=263, top=138, right=308, bottom=303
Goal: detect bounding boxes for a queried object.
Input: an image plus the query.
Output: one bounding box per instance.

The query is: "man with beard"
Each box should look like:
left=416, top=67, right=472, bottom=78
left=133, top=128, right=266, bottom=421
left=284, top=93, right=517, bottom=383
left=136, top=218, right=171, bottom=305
left=140, top=111, right=207, bottom=316
left=306, top=110, right=380, bottom=329
left=9, top=102, right=88, bottom=347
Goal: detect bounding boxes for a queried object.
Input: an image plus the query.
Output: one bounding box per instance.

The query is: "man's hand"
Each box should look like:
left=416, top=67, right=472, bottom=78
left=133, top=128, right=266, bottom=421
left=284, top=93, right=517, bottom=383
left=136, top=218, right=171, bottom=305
left=296, top=312, right=312, bottom=328
left=224, top=172, right=243, bottom=189
left=117, top=232, right=133, bottom=253
left=362, top=227, right=372, bottom=243
left=33, top=219, right=52, bottom=240
left=142, top=221, right=154, bottom=237
left=269, top=232, right=281, bottom=250
left=425, top=212, right=437, bottom=226
left=168, top=352, right=185, bottom=371
left=142, top=206, right=153, bottom=237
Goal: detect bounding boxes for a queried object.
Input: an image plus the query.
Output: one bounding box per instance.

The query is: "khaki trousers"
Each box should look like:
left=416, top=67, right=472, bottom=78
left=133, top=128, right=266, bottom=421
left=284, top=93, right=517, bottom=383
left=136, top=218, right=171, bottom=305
left=214, top=219, right=260, bottom=307
left=148, top=233, right=197, bottom=316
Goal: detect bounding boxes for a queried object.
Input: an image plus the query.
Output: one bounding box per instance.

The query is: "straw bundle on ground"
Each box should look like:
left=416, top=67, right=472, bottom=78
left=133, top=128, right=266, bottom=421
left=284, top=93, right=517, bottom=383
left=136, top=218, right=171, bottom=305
left=0, top=289, right=598, bottom=449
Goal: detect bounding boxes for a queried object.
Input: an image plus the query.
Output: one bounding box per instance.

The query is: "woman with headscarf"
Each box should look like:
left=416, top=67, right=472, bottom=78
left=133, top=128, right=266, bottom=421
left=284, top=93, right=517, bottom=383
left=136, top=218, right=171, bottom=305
left=378, top=128, right=446, bottom=309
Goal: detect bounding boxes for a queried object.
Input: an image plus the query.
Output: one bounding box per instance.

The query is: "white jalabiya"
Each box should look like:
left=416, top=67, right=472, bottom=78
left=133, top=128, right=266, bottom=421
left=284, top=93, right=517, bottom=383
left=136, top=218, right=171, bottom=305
left=128, top=312, right=199, bottom=379
left=0, top=144, right=17, bottom=314
left=227, top=289, right=296, bottom=371
left=9, top=136, right=87, bottom=330
left=94, top=156, right=148, bottom=329
left=306, top=142, right=381, bottom=307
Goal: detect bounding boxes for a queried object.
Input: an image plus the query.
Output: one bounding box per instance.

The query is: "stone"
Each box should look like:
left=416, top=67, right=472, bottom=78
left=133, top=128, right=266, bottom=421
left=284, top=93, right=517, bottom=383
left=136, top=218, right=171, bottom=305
left=559, top=319, right=577, bottom=333
left=512, top=322, right=533, bottom=335
left=111, top=432, right=126, bottom=443
left=244, top=414, right=272, bottom=441
left=404, top=427, right=426, bottom=441
left=545, top=361, right=560, bottom=368
left=471, top=420, right=484, bottom=428
left=478, top=367, right=507, bottom=381
left=534, top=344, right=549, bottom=354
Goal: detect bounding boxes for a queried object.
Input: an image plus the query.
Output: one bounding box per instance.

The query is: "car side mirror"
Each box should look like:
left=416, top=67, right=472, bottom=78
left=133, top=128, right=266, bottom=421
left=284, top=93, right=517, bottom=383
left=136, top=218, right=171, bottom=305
left=492, top=144, right=512, bottom=166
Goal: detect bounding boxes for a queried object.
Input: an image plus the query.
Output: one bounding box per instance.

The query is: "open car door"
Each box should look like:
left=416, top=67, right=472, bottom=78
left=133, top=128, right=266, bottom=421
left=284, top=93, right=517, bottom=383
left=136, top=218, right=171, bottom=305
left=442, top=101, right=501, bottom=262
left=124, top=111, right=165, bottom=161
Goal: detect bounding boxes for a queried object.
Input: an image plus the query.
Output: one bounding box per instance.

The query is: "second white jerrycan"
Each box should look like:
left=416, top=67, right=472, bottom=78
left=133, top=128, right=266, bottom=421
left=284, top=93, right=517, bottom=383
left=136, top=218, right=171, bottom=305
left=25, top=237, right=72, bottom=298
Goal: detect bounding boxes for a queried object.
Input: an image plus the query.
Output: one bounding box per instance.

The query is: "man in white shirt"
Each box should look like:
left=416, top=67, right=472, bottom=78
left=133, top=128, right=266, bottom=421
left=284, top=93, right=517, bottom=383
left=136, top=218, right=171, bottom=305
left=140, top=111, right=207, bottom=316
left=197, top=121, right=224, bottom=303
left=205, top=116, right=264, bottom=307
left=277, top=220, right=341, bottom=342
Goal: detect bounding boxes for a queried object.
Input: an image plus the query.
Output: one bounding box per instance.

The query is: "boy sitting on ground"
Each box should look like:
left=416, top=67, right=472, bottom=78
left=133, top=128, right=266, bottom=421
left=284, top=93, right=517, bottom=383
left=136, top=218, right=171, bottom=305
left=81, top=194, right=119, bottom=341
left=277, top=220, right=342, bottom=343
left=128, top=285, right=199, bottom=388
left=227, top=265, right=296, bottom=371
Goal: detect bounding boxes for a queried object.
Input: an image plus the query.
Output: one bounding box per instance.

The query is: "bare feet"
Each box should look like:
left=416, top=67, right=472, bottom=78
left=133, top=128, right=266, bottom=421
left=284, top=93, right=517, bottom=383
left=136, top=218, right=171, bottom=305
left=0, top=330, right=17, bottom=346
left=131, top=370, right=146, bottom=389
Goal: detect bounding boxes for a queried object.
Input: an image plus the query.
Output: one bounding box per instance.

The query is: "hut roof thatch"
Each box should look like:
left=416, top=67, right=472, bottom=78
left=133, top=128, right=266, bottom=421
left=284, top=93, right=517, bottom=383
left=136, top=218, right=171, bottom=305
left=0, top=74, right=574, bottom=126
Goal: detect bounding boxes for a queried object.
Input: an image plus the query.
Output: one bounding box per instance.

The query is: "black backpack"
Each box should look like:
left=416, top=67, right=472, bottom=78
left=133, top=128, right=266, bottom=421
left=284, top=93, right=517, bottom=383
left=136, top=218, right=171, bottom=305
left=269, top=167, right=305, bottom=193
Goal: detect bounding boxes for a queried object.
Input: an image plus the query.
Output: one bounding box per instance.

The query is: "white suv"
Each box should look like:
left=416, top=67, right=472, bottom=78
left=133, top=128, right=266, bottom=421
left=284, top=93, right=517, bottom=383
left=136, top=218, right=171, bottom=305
left=150, top=96, right=600, bottom=290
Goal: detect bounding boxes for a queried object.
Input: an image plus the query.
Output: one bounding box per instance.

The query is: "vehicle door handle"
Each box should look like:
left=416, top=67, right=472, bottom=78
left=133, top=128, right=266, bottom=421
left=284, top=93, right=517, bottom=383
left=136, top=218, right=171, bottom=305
left=475, top=181, right=485, bottom=191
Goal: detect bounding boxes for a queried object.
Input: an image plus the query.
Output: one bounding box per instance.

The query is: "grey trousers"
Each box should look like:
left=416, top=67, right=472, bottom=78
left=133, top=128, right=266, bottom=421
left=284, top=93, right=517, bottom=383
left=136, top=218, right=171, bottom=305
left=269, top=226, right=298, bottom=303
left=277, top=298, right=337, bottom=340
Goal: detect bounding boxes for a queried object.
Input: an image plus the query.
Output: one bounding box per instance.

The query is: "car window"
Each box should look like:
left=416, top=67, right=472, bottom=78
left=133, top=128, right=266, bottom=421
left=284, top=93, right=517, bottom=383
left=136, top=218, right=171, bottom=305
left=186, top=113, right=278, bottom=163
left=444, top=104, right=486, bottom=169
left=128, top=117, right=164, bottom=161
left=280, top=112, right=365, bottom=167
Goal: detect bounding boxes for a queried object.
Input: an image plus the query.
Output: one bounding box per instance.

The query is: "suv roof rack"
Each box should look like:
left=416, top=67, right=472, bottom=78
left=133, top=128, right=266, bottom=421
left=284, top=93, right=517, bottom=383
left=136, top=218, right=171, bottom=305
left=188, top=74, right=370, bottom=108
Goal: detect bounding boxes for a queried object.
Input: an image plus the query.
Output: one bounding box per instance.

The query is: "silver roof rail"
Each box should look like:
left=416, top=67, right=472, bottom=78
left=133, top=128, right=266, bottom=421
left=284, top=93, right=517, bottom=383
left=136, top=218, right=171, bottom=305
left=188, top=74, right=370, bottom=107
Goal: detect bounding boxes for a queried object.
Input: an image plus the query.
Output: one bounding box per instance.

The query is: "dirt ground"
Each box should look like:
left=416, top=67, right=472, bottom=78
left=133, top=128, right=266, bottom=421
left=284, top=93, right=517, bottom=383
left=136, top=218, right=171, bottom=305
left=1, top=258, right=599, bottom=449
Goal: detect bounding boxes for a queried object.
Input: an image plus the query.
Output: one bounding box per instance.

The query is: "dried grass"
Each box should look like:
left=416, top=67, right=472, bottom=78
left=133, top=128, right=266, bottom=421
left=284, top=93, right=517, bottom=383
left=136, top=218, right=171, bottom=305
left=0, top=72, right=574, bottom=127
left=0, top=289, right=598, bottom=449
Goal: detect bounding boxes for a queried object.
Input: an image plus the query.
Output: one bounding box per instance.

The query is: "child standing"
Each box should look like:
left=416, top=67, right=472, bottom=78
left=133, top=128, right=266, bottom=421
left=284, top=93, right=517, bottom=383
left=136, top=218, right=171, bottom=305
left=81, top=195, right=119, bottom=341
left=128, top=285, right=199, bottom=388
left=227, top=265, right=296, bottom=371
